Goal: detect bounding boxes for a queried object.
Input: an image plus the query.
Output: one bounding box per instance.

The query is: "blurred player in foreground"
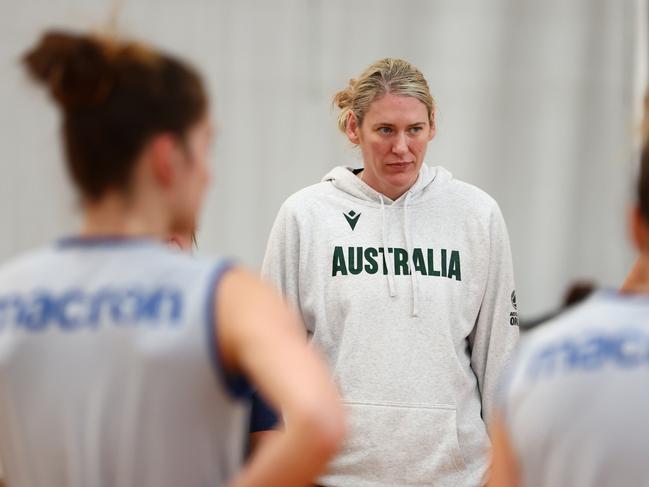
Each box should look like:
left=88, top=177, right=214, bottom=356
left=489, top=134, right=649, bottom=486
left=0, top=29, right=344, bottom=487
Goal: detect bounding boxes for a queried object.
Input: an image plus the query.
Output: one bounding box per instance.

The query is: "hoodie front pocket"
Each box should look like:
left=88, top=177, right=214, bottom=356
left=327, top=401, right=466, bottom=484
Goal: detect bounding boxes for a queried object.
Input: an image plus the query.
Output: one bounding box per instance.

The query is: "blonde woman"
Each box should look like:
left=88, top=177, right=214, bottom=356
left=262, top=58, right=519, bottom=486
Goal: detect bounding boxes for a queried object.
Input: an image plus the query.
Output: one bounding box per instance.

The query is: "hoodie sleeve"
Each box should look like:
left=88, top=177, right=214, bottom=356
left=468, top=202, right=520, bottom=430
left=261, top=200, right=303, bottom=319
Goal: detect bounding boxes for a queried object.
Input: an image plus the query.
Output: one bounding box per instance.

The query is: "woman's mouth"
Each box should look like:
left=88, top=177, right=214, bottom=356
left=386, top=161, right=414, bottom=168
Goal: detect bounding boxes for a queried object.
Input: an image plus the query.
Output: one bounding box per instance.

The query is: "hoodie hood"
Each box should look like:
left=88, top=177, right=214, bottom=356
left=322, top=163, right=451, bottom=316
left=322, top=163, right=450, bottom=205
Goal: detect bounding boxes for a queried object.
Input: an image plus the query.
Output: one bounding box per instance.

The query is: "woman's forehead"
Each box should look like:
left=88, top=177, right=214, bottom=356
left=365, top=93, right=430, bottom=124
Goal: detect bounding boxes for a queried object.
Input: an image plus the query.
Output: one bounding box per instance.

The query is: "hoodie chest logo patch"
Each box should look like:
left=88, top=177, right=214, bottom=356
left=343, top=210, right=361, bottom=230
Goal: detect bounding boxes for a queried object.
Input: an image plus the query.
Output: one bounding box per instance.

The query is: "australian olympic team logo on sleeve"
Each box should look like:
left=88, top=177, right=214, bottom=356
left=0, top=286, right=183, bottom=332
left=510, top=290, right=519, bottom=326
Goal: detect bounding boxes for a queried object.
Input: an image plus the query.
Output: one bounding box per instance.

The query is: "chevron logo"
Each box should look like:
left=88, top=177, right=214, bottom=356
left=343, top=210, right=361, bottom=230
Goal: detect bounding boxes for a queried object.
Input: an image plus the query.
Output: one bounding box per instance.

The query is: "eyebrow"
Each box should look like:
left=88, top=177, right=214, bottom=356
left=372, top=122, right=427, bottom=128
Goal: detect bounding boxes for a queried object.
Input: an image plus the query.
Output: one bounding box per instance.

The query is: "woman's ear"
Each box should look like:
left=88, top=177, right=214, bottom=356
left=346, top=112, right=360, bottom=145
left=428, top=115, right=437, bottom=141
left=147, top=133, right=178, bottom=187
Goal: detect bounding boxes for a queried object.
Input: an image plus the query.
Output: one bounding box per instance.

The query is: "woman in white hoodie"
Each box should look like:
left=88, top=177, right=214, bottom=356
left=262, top=58, right=519, bottom=487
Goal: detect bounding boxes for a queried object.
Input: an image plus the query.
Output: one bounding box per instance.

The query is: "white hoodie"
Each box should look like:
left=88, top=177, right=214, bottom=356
left=262, top=164, right=519, bottom=487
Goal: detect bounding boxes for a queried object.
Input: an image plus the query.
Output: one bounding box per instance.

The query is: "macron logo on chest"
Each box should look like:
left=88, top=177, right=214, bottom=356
left=343, top=210, right=361, bottom=231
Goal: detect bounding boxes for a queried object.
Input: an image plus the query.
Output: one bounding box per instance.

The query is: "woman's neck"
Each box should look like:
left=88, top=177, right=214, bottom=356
left=359, top=169, right=415, bottom=201
left=621, top=254, right=649, bottom=294
left=80, top=192, right=167, bottom=238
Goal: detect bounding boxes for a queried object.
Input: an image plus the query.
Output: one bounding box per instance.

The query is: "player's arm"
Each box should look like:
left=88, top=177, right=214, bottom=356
left=487, top=413, right=520, bottom=487
left=217, top=268, right=346, bottom=487
left=469, top=204, right=519, bottom=424
left=249, top=430, right=281, bottom=453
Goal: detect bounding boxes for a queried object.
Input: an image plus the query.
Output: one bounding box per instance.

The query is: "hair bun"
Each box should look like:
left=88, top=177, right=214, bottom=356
left=23, top=30, right=114, bottom=110
left=333, top=78, right=357, bottom=109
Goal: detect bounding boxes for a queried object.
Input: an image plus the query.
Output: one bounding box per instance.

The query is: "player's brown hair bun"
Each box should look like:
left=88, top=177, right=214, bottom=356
left=22, top=28, right=207, bottom=201
left=23, top=31, right=115, bottom=111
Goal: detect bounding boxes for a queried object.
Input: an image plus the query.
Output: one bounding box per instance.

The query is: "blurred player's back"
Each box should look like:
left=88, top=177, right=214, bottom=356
left=501, top=291, right=649, bottom=487
left=0, top=238, right=249, bottom=487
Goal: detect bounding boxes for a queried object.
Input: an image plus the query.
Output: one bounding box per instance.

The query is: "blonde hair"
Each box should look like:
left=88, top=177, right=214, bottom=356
left=333, top=58, right=435, bottom=133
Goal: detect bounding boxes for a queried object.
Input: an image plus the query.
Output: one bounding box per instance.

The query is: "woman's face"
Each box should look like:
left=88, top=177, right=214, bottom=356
left=346, top=93, right=435, bottom=200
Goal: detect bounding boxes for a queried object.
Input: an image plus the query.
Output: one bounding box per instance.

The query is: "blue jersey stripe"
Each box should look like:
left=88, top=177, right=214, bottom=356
left=205, top=262, right=252, bottom=399
left=57, top=236, right=158, bottom=249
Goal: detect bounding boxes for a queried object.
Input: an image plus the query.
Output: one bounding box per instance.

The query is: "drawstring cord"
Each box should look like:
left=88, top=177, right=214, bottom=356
left=379, top=194, right=396, bottom=297
left=357, top=168, right=426, bottom=317
left=403, top=191, right=419, bottom=317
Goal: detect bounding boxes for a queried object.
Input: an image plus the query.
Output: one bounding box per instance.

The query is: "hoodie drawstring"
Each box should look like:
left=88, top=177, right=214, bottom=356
left=403, top=191, right=419, bottom=317
left=381, top=191, right=419, bottom=316
left=379, top=194, right=396, bottom=297
left=327, top=165, right=437, bottom=318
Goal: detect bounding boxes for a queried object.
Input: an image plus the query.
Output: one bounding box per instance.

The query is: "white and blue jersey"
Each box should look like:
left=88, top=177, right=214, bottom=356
left=499, top=290, right=649, bottom=487
left=0, top=237, right=251, bottom=487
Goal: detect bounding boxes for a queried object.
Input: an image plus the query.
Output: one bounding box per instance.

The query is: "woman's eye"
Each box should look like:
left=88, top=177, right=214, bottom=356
left=378, top=127, right=392, bottom=134
left=409, top=126, right=423, bottom=134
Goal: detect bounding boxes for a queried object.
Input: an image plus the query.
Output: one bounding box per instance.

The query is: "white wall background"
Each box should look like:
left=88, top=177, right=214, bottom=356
left=0, top=0, right=646, bottom=317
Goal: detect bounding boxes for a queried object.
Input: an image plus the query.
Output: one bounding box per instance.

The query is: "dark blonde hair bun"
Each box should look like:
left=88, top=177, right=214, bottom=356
left=332, top=58, right=435, bottom=135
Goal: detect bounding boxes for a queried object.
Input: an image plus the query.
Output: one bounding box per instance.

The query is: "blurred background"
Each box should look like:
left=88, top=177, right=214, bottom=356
left=0, top=0, right=646, bottom=318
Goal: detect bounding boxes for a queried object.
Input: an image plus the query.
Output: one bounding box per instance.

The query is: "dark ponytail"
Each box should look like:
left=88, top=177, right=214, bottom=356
left=23, top=30, right=208, bottom=201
